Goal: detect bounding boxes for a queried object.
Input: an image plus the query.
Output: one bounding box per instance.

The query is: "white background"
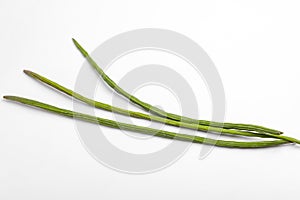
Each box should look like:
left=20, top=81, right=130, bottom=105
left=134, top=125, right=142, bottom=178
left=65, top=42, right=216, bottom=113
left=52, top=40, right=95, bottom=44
left=1, top=0, right=300, bottom=199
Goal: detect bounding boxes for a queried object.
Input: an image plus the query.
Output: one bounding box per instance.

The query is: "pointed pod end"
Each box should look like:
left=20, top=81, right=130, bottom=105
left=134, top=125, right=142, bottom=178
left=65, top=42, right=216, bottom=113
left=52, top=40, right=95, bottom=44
left=3, top=95, right=13, bottom=100
left=23, top=69, right=33, bottom=76
left=72, top=38, right=79, bottom=47
left=3, top=96, right=24, bottom=103
left=71, top=38, right=88, bottom=57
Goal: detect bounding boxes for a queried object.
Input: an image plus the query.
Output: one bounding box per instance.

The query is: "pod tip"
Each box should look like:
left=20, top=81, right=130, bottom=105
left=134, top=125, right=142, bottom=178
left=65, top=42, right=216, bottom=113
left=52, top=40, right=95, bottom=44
left=72, top=38, right=78, bottom=44
left=3, top=95, right=11, bottom=100
left=71, top=38, right=88, bottom=57
left=23, top=69, right=32, bottom=75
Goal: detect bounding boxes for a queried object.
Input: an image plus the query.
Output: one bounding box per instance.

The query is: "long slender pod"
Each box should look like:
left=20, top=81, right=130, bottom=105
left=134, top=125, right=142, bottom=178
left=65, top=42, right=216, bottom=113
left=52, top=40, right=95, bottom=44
left=3, top=95, right=290, bottom=148
left=72, top=38, right=282, bottom=135
left=23, top=70, right=298, bottom=142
